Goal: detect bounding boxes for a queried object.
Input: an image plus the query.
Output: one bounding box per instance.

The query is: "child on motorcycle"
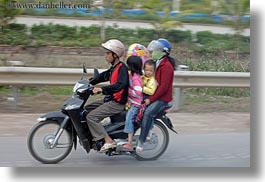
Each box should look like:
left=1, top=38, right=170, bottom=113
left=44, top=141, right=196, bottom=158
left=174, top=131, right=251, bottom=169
left=135, top=59, right=157, bottom=123
left=123, top=56, right=143, bottom=150
left=142, top=59, right=157, bottom=98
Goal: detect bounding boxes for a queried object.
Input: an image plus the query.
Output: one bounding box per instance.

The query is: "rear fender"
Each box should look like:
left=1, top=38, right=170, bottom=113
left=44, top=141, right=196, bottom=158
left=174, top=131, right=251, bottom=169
left=156, top=114, right=178, bottom=134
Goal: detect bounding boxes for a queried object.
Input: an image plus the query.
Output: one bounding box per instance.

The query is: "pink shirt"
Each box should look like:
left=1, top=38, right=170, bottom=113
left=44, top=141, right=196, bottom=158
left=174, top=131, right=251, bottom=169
left=128, top=73, right=143, bottom=106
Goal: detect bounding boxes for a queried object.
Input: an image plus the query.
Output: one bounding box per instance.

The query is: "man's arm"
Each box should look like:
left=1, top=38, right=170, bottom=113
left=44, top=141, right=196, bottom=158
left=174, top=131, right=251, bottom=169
left=148, top=66, right=172, bottom=103
left=89, top=69, right=110, bottom=85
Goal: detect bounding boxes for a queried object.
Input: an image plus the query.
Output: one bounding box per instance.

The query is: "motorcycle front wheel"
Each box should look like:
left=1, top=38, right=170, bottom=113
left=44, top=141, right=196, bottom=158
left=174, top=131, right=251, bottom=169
left=134, top=120, right=169, bottom=161
left=27, top=120, right=73, bottom=164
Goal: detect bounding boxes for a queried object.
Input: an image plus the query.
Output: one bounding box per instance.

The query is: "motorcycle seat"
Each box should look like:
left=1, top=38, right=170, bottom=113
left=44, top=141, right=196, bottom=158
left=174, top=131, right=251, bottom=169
left=155, top=104, right=173, bottom=119
left=110, top=110, right=127, bottom=123
left=162, top=105, right=173, bottom=113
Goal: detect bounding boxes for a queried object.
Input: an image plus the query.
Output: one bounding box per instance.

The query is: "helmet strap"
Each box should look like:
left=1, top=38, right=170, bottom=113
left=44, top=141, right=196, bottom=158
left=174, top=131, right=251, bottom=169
left=111, top=52, right=119, bottom=65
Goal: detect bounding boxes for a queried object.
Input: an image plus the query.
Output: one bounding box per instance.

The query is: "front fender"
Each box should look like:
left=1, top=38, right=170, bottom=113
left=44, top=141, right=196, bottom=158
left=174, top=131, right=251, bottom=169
left=37, top=111, right=78, bottom=150
left=37, top=111, right=67, bottom=123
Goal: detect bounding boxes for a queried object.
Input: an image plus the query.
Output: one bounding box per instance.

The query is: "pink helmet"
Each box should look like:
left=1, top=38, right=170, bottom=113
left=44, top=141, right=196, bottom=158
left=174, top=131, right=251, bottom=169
left=126, top=43, right=150, bottom=68
left=101, top=39, right=125, bottom=58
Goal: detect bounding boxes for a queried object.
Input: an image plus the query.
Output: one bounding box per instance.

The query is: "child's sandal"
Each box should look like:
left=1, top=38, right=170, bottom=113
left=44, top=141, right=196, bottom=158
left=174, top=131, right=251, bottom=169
left=123, top=143, right=132, bottom=150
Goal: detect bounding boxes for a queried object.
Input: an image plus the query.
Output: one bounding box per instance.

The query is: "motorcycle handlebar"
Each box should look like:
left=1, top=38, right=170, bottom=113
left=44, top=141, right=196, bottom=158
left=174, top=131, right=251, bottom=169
left=89, top=86, right=102, bottom=95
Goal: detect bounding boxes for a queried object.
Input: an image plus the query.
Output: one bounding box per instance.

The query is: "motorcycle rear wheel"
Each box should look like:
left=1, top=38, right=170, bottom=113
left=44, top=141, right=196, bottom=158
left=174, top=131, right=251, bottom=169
left=134, top=120, right=169, bottom=161
left=27, top=120, right=73, bottom=164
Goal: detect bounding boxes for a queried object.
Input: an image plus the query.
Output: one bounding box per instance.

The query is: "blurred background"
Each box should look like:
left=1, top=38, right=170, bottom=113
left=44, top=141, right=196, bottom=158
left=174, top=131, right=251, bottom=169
left=0, top=0, right=250, bottom=113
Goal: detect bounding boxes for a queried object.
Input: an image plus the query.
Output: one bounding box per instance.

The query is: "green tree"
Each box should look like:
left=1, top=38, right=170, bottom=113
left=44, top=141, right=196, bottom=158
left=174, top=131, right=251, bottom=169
left=180, top=0, right=214, bottom=14
left=91, top=0, right=131, bottom=41
left=0, top=0, right=22, bottom=30
left=216, top=0, right=250, bottom=33
left=140, top=0, right=182, bottom=38
left=216, top=0, right=250, bottom=57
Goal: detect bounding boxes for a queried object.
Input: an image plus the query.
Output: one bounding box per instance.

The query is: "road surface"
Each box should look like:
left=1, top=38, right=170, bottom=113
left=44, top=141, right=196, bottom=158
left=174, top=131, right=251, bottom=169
left=0, top=112, right=250, bottom=167
left=0, top=132, right=249, bottom=167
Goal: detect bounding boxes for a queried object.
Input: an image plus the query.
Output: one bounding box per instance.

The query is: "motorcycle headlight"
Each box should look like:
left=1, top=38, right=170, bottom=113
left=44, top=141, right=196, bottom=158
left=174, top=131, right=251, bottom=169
left=73, top=82, right=85, bottom=93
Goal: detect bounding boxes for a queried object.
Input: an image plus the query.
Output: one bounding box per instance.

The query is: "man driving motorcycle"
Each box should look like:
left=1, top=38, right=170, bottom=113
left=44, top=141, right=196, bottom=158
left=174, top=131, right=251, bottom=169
left=85, top=39, right=129, bottom=152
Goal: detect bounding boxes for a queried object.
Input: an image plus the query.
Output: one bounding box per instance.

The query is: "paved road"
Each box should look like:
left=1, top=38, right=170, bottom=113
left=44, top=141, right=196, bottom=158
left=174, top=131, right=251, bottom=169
left=14, top=16, right=250, bottom=36
left=0, top=112, right=250, bottom=137
left=0, top=112, right=250, bottom=167
left=0, top=132, right=249, bottom=167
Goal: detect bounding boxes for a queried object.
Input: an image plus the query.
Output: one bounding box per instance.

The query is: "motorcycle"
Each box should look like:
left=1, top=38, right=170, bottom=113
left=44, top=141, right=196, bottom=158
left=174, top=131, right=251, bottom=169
left=27, top=64, right=177, bottom=164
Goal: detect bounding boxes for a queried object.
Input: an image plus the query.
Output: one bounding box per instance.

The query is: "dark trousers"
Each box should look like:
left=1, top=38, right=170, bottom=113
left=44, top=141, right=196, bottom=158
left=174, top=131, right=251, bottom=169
left=85, top=99, right=125, bottom=141
left=138, top=100, right=169, bottom=144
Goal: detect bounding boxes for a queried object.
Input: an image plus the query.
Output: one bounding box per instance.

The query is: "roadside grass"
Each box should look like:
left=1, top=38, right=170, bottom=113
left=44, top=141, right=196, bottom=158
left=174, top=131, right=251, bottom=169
left=0, top=86, right=73, bottom=96
left=0, top=23, right=250, bottom=55
left=0, top=85, right=250, bottom=112
left=0, top=86, right=250, bottom=98
left=0, top=87, right=250, bottom=113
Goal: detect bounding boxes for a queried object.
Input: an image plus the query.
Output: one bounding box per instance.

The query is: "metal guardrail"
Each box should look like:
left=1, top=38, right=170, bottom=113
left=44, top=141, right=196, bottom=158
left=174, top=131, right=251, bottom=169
left=0, top=66, right=250, bottom=110
left=0, top=67, right=250, bottom=88
left=173, top=71, right=250, bottom=88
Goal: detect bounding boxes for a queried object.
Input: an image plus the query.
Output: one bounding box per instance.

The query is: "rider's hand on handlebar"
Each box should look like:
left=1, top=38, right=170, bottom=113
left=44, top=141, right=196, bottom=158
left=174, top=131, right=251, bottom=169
left=92, top=87, right=102, bottom=94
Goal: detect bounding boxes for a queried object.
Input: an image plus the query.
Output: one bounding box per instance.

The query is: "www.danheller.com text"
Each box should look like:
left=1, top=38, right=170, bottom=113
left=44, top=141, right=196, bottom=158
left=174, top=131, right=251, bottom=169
left=7, top=0, right=91, bottom=9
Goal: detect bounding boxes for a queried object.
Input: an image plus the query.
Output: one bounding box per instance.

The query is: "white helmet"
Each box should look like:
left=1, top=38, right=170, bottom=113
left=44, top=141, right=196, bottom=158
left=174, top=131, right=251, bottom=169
left=101, top=39, right=125, bottom=58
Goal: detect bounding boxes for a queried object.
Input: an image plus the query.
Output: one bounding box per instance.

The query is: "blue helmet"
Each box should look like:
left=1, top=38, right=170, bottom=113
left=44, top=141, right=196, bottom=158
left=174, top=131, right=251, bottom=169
left=157, top=38, right=171, bottom=54
left=147, top=38, right=171, bottom=54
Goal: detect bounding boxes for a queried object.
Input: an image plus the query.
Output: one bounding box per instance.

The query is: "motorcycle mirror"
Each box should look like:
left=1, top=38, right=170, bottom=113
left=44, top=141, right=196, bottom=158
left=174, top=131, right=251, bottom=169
left=81, top=63, right=87, bottom=80
left=83, top=63, right=87, bottom=73
left=93, top=68, right=99, bottom=79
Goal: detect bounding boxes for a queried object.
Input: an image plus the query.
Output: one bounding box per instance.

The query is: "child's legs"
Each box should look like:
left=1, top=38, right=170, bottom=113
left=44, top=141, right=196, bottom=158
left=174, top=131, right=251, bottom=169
left=123, top=105, right=139, bottom=135
left=128, top=133, right=133, bottom=144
